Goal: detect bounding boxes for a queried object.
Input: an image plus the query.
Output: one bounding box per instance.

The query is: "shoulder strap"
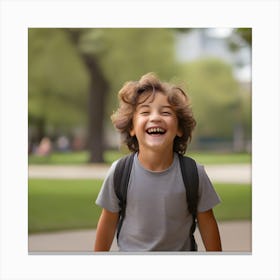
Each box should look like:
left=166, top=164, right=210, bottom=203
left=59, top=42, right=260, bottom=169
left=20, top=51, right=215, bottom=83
left=113, top=152, right=135, bottom=240
left=178, top=154, right=199, bottom=251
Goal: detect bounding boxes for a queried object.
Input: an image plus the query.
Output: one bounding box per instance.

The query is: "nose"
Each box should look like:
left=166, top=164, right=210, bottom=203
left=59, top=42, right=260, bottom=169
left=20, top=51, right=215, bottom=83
left=149, top=110, right=161, bottom=122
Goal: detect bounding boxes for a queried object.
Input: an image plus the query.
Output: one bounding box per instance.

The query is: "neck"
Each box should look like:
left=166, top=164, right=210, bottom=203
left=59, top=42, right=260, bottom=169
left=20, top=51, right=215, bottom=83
left=137, top=149, right=174, bottom=171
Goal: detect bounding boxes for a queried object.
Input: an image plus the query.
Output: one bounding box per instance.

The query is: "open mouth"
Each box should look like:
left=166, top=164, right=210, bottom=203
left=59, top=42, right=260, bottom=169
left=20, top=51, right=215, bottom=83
left=146, top=127, right=166, bottom=135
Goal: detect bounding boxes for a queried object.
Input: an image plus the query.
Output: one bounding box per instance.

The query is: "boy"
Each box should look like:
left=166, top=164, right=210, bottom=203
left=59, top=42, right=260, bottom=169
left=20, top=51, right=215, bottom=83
left=94, top=73, right=222, bottom=252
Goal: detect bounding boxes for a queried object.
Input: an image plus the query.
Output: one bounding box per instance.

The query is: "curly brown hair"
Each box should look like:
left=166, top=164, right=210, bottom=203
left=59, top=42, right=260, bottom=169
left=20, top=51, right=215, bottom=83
left=111, top=72, right=196, bottom=155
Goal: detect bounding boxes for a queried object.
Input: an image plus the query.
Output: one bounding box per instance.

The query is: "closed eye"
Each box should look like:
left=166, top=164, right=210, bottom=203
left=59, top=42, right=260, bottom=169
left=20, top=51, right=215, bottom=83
left=162, top=111, right=172, bottom=115
left=140, top=111, right=150, bottom=115
left=161, top=105, right=174, bottom=116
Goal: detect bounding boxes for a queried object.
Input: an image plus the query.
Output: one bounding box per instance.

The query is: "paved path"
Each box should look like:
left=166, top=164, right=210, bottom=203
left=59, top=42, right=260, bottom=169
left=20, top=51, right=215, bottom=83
left=29, top=221, right=251, bottom=253
left=28, top=163, right=251, bottom=184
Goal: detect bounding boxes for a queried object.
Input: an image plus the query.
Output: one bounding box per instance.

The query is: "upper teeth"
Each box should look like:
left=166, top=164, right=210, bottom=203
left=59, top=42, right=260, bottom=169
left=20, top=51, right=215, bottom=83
left=147, top=128, right=165, bottom=133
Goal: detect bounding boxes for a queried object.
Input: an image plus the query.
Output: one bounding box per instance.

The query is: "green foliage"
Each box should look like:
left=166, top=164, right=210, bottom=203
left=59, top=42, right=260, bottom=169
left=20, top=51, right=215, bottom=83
left=28, top=28, right=179, bottom=126
left=236, top=28, right=252, bottom=46
left=28, top=179, right=251, bottom=233
left=28, top=28, right=89, bottom=127
left=239, top=86, right=252, bottom=139
left=28, top=28, right=179, bottom=146
left=181, top=58, right=241, bottom=139
left=99, top=28, right=179, bottom=117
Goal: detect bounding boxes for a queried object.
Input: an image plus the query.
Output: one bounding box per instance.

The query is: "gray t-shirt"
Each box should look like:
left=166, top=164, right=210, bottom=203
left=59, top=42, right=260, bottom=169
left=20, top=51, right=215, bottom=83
left=96, top=153, right=221, bottom=251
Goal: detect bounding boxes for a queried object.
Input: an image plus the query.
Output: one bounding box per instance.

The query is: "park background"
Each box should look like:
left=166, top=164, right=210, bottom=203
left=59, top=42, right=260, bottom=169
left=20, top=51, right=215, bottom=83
left=28, top=28, right=252, bottom=252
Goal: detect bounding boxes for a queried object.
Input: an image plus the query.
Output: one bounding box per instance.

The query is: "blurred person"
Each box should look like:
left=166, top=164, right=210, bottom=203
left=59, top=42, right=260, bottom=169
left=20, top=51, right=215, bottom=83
left=94, top=73, right=222, bottom=252
left=72, top=136, right=85, bottom=151
left=37, top=137, right=52, bottom=156
left=56, top=135, right=70, bottom=152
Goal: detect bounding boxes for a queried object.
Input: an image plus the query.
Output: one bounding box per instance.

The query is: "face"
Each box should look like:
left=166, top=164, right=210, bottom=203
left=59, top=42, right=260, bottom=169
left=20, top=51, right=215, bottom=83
left=130, top=92, right=182, bottom=154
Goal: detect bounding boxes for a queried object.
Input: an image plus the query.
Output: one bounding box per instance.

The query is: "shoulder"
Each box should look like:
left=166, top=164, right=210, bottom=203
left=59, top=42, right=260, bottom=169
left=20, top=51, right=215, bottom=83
left=112, top=153, right=135, bottom=173
left=195, top=161, right=207, bottom=176
left=114, top=153, right=135, bottom=168
left=107, top=153, right=136, bottom=181
left=105, top=159, right=119, bottom=178
left=194, top=161, right=212, bottom=185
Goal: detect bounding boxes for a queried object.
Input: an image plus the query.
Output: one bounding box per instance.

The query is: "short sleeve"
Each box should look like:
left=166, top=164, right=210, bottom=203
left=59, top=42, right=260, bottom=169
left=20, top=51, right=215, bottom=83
left=95, top=160, right=120, bottom=213
left=196, top=163, right=221, bottom=213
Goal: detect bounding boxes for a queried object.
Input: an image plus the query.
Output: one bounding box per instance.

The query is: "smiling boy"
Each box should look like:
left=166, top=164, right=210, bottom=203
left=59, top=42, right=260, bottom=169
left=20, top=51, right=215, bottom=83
left=94, top=73, right=222, bottom=252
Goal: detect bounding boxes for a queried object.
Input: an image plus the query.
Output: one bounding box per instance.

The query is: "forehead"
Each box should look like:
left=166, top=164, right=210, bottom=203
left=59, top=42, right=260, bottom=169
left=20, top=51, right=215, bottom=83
left=136, top=91, right=170, bottom=106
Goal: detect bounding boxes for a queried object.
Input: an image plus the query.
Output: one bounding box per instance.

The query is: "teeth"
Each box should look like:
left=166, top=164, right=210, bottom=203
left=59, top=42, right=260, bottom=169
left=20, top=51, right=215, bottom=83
left=147, top=127, right=165, bottom=134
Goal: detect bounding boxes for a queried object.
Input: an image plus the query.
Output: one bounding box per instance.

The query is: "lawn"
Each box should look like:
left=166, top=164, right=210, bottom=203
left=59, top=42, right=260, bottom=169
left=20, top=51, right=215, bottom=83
left=28, top=179, right=103, bottom=233
left=28, top=150, right=251, bottom=165
left=213, top=183, right=251, bottom=221
left=28, top=179, right=251, bottom=233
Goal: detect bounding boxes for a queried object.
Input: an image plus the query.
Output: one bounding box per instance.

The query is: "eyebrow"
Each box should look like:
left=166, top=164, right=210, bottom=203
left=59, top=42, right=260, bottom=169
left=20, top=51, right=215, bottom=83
left=137, top=104, right=173, bottom=111
left=137, top=104, right=150, bottom=109
left=161, top=105, right=172, bottom=109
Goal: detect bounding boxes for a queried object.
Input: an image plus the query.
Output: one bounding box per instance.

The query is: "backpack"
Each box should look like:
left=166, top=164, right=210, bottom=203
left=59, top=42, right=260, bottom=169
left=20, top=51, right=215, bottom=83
left=113, top=152, right=199, bottom=251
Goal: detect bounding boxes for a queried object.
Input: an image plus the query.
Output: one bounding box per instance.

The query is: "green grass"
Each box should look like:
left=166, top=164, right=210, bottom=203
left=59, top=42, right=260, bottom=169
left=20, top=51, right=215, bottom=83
left=28, top=179, right=251, bottom=233
left=28, top=150, right=251, bottom=165
left=28, top=151, right=90, bottom=165
left=28, top=179, right=103, bottom=233
left=213, top=183, right=251, bottom=221
left=28, top=150, right=124, bottom=165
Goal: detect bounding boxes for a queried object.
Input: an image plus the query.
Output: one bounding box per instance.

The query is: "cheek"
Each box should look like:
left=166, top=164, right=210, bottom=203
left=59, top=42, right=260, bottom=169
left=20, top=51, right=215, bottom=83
left=130, top=117, right=147, bottom=137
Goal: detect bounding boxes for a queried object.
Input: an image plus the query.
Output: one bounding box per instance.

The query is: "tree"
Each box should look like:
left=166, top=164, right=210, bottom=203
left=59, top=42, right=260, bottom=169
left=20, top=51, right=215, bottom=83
left=181, top=58, right=240, bottom=143
left=64, top=28, right=179, bottom=162
left=234, top=28, right=252, bottom=46
left=64, top=28, right=109, bottom=163
left=99, top=28, right=179, bottom=121
left=29, top=28, right=179, bottom=162
left=28, top=28, right=89, bottom=145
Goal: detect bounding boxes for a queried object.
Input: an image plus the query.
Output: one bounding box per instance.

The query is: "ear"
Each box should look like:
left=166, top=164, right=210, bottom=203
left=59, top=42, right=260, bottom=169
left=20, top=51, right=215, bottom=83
left=130, top=127, right=135, bottom=137
left=176, top=128, right=183, bottom=137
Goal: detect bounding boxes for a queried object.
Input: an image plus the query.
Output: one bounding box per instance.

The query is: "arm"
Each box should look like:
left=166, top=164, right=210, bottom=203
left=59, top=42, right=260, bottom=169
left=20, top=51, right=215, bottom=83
left=94, top=208, right=119, bottom=251
left=197, top=209, right=222, bottom=251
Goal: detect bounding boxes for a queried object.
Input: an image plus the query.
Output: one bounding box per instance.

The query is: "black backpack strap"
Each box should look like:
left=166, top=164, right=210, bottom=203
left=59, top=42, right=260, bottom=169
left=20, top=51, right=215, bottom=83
left=178, top=154, right=199, bottom=251
left=113, top=152, right=135, bottom=241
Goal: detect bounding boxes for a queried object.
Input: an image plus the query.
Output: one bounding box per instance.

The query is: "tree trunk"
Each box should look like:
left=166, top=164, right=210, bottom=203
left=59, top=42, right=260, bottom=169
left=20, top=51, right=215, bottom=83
left=65, top=29, right=109, bottom=163
left=84, top=55, right=108, bottom=163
